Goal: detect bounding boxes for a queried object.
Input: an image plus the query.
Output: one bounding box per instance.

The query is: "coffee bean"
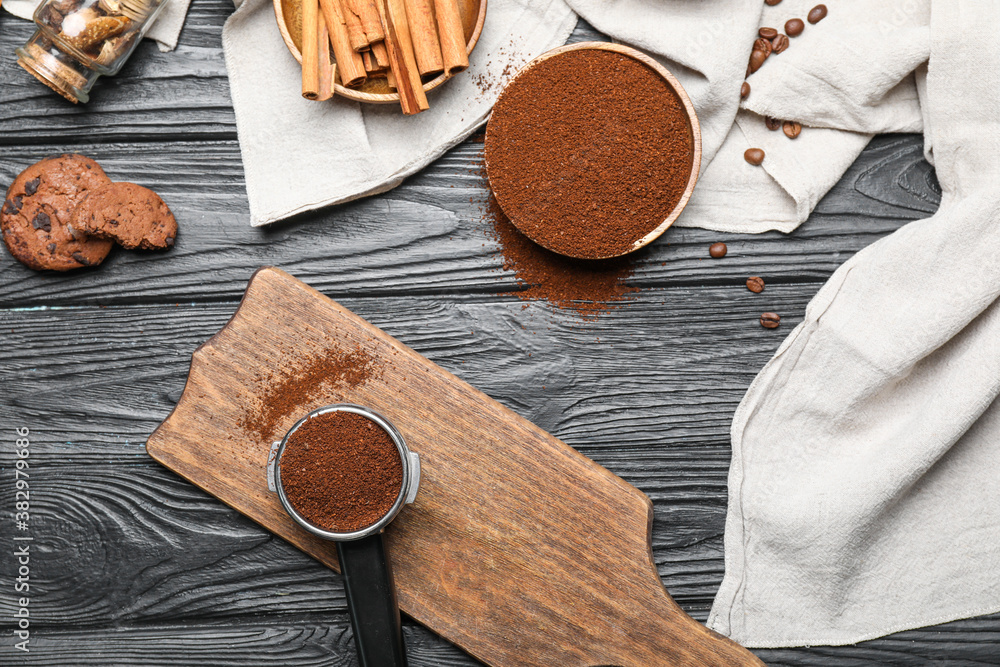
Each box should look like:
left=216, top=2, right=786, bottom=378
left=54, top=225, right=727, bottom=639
left=709, top=242, right=728, bottom=259
left=808, top=4, right=827, bottom=23
left=765, top=0, right=782, bottom=5
left=771, top=34, right=789, bottom=53
left=744, top=148, right=765, bottom=166
left=741, top=81, right=751, bottom=99
left=765, top=116, right=782, bottom=131
left=760, top=312, right=781, bottom=328
left=783, top=120, right=802, bottom=139
left=748, top=48, right=768, bottom=73
left=785, top=18, right=805, bottom=36
left=746, top=276, right=765, bottom=293
left=754, top=37, right=773, bottom=57
left=759, top=27, right=778, bottom=39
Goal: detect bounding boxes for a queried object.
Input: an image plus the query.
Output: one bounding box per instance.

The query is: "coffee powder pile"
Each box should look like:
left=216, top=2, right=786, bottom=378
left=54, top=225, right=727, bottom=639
left=280, top=411, right=403, bottom=533
left=485, top=48, right=695, bottom=259
left=483, top=192, right=638, bottom=319
left=241, top=345, right=378, bottom=442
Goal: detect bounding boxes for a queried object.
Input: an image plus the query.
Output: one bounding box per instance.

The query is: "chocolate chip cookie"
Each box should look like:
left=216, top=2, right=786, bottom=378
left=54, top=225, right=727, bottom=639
left=70, top=182, right=177, bottom=250
left=1, top=154, right=114, bottom=271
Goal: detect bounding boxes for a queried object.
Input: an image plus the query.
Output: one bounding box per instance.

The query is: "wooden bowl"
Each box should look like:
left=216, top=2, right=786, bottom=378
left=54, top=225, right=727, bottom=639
left=275, top=0, right=487, bottom=103
left=485, top=42, right=702, bottom=259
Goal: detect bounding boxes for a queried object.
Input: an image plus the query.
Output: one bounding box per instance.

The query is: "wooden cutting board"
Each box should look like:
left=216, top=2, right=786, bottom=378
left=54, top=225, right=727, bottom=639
left=147, top=267, right=763, bottom=667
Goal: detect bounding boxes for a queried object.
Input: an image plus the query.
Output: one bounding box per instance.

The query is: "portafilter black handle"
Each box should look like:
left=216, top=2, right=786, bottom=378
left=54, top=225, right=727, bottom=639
left=336, top=532, right=408, bottom=667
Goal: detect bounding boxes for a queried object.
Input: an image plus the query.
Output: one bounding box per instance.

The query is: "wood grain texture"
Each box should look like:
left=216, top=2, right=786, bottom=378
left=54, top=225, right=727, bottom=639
left=0, top=2, right=991, bottom=663
left=0, top=134, right=938, bottom=308
left=145, top=267, right=763, bottom=666
left=1, top=458, right=998, bottom=665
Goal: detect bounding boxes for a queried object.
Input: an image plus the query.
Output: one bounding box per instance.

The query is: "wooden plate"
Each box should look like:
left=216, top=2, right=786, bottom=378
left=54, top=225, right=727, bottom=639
left=485, top=42, right=703, bottom=259
left=275, top=0, right=487, bottom=103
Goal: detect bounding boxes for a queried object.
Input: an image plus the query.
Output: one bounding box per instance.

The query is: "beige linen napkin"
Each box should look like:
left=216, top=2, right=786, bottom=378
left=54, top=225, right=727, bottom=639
left=567, top=0, right=925, bottom=234
left=3, top=0, right=191, bottom=51
left=706, top=0, right=1000, bottom=646
left=572, top=0, right=1000, bottom=648
left=222, top=0, right=576, bottom=226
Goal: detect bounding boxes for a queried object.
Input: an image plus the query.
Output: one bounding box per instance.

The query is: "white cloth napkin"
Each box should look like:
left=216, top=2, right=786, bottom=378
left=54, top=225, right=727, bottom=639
left=222, top=0, right=576, bottom=226
left=566, top=0, right=927, bottom=234
left=703, top=0, right=1000, bottom=647
left=3, top=0, right=191, bottom=51
left=569, top=0, right=1000, bottom=647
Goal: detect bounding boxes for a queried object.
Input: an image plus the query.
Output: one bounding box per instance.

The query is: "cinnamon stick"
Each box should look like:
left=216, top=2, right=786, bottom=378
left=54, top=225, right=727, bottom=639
left=377, top=0, right=428, bottom=113
left=362, top=49, right=375, bottom=72
left=301, top=0, right=321, bottom=99
left=319, top=0, right=367, bottom=87
left=339, top=0, right=369, bottom=51
left=345, top=0, right=384, bottom=44
left=370, top=40, right=390, bottom=68
left=433, top=0, right=467, bottom=74
left=317, top=18, right=335, bottom=100
left=404, top=0, right=443, bottom=76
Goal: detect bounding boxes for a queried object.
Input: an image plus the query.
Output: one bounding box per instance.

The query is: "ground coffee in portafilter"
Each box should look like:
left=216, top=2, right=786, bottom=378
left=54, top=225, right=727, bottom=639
left=485, top=48, right=695, bottom=259
left=280, top=411, right=403, bottom=533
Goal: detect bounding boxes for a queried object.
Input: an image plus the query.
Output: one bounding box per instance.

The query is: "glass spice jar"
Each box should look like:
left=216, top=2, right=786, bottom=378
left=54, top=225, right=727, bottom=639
left=16, top=0, right=170, bottom=103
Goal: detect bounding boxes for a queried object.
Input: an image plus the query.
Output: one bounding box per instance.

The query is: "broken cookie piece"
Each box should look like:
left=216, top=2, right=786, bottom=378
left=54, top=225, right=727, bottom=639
left=70, top=181, right=177, bottom=250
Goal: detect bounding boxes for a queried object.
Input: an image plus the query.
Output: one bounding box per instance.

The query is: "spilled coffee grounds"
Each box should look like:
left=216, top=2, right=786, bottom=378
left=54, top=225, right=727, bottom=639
left=241, top=346, right=378, bottom=442
left=280, top=410, right=403, bottom=533
left=483, top=192, right=638, bottom=319
left=485, top=48, right=695, bottom=259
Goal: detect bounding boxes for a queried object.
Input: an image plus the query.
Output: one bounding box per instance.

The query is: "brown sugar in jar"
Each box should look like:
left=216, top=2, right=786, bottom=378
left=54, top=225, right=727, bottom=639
left=279, top=411, right=404, bottom=533
left=485, top=47, right=696, bottom=259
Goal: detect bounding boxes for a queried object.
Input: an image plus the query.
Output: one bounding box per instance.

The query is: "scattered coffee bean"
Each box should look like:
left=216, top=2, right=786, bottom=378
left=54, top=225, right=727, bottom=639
left=748, top=48, right=768, bottom=73
left=808, top=4, right=827, bottom=23
left=709, top=242, right=728, bottom=259
left=759, top=26, right=778, bottom=39
left=771, top=34, right=790, bottom=53
left=783, top=120, right=802, bottom=139
left=765, top=0, right=782, bottom=5
left=754, top=37, right=773, bottom=57
left=765, top=116, right=782, bottom=131
left=741, top=81, right=751, bottom=99
left=785, top=18, right=805, bottom=36
left=24, top=177, right=40, bottom=196
left=746, top=276, right=765, bottom=293
left=744, top=148, right=765, bottom=166
left=760, top=312, right=781, bottom=328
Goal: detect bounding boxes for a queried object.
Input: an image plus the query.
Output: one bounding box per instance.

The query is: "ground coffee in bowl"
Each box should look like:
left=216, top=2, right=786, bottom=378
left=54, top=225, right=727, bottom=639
left=484, top=42, right=700, bottom=260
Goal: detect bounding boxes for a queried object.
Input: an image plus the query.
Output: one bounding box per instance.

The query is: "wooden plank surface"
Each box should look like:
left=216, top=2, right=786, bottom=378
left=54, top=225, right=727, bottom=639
left=0, top=1, right=995, bottom=664
left=0, top=133, right=938, bottom=307
left=145, top=267, right=764, bottom=667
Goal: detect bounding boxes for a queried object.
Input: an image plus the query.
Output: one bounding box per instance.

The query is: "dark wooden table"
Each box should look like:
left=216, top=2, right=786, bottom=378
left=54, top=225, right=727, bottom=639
left=1, top=4, right=998, bottom=665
